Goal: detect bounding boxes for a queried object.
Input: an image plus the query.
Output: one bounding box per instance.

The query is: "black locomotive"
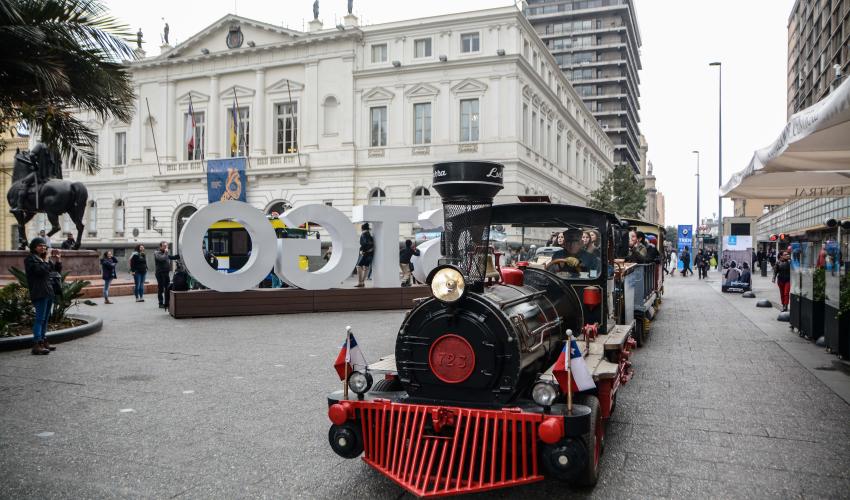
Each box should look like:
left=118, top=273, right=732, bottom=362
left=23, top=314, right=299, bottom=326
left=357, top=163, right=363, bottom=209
left=327, top=161, right=636, bottom=498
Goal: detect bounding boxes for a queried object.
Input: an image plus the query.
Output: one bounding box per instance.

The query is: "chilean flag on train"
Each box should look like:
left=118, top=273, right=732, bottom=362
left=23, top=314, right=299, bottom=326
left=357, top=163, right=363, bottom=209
left=333, top=333, right=368, bottom=380
left=557, top=336, right=596, bottom=392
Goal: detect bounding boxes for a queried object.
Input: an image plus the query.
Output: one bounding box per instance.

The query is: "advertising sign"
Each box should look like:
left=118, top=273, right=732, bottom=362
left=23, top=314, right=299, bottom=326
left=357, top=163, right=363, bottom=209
left=677, top=225, right=693, bottom=270
left=721, top=235, right=753, bottom=292
left=207, top=157, right=247, bottom=203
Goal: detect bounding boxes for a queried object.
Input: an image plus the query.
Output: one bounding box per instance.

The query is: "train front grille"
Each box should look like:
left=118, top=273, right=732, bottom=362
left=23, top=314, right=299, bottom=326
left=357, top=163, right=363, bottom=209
left=357, top=400, right=544, bottom=497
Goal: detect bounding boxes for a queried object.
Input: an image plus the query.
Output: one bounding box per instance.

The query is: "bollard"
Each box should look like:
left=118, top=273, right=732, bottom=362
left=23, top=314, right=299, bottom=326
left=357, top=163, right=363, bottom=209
left=742, top=291, right=756, bottom=298
left=760, top=260, right=767, bottom=277
left=777, top=311, right=790, bottom=322
left=756, top=299, right=772, bottom=308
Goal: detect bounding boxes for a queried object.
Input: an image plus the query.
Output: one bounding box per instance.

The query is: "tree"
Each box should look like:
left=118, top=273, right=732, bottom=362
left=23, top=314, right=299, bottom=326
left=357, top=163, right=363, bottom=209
left=587, top=165, right=647, bottom=218
left=664, top=225, right=678, bottom=250
left=0, top=0, right=136, bottom=173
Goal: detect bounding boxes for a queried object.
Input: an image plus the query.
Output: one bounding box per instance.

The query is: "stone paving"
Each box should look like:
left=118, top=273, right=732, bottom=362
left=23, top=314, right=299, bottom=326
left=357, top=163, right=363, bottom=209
left=0, top=274, right=848, bottom=499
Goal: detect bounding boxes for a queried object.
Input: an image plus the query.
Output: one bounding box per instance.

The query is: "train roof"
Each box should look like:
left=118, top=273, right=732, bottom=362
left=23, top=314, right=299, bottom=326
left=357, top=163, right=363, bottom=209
left=622, top=218, right=666, bottom=235
left=487, top=203, right=624, bottom=227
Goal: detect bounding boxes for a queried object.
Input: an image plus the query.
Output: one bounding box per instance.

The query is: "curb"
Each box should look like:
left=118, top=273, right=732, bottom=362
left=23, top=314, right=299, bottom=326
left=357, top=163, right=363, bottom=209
left=0, top=313, right=103, bottom=351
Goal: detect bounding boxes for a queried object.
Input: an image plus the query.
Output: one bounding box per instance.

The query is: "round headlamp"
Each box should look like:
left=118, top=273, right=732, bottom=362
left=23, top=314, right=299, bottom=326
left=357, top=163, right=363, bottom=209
left=427, top=265, right=466, bottom=303
left=347, top=371, right=373, bottom=395
left=532, top=380, right=559, bottom=408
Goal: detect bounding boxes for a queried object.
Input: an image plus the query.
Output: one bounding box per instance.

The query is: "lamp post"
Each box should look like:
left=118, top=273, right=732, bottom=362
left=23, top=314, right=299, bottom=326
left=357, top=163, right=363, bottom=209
left=710, top=61, right=722, bottom=256
left=692, top=150, right=700, bottom=249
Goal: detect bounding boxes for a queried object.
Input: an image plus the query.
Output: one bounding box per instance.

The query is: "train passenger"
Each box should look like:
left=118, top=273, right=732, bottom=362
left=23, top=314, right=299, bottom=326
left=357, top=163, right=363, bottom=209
left=626, top=230, right=648, bottom=263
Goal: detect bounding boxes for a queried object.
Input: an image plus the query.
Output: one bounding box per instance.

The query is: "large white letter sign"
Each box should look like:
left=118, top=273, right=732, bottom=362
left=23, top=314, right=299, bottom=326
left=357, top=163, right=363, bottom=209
left=411, top=208, right=444, bottom=284
left=179, top=201, right=277, bottom=292
left=276, top=204, right=359, bottom=290
left=352, top=205, right=419, bottom=288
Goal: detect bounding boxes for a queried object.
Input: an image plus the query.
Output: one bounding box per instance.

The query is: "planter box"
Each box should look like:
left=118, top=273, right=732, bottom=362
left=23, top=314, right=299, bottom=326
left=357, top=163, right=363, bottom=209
left=824, top=305, right=850, bottom=359
left=0, top=313, right=102, bottom=351
left=790, top=293, right=802, bottom=331
left=799, top=296, right=824, bottom=340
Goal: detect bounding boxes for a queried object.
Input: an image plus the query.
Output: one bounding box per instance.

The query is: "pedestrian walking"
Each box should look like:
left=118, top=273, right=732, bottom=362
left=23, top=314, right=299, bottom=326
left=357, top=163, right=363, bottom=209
left=24, top=238, right=61, bottom=354
left=773, top=251, right=792, bottom=311
left=399, top=239, right=420, bottom=287
left=354, top=223, right=374, bottom=288
left=100, top=251, right=117, bottom=304
left=680, top=246, right=692, bottom=277
left=154, top=241, right=180, bottom=309
left=129, top=244, right=148, bottom=302
left=669, top=250, right=677, bottom=276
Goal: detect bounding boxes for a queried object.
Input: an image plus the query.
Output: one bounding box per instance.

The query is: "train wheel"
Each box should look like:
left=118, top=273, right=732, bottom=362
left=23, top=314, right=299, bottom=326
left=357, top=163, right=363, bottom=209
left=576, top=395, right=602, bottom=487
left=633, top=319, right=644, bottom=347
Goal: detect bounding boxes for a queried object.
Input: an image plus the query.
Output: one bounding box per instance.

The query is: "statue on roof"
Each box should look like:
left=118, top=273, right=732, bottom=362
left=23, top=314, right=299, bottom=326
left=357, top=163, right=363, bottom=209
left=163, top=21, right=170, bottom=45
left=313, top=0, right=319, bottom=20
left=136, top=28, right=143, bottom=49
left=347, top=0, right=353, bottom=15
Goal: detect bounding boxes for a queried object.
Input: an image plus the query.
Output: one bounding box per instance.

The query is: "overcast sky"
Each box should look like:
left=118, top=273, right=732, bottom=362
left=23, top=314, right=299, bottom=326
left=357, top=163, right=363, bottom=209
left=107, top=0, right=796, bottom=228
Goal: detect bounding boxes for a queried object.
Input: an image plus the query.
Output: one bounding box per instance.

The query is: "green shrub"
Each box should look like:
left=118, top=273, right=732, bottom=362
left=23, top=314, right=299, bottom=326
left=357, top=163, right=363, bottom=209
left=813, top=267, right=826, bottom=302
left=0, top=283, right=34, bottom=337
left=839, top=271, right=850, bottom=319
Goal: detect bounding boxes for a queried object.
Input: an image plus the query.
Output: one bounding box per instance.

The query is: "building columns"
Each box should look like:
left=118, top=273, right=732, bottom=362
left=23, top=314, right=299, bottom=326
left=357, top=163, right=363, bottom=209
left=161, top=80, right=177, bottom=161
left=253, top=69, right=266, bottom=156
left=208, top=75, right=220, bottom=158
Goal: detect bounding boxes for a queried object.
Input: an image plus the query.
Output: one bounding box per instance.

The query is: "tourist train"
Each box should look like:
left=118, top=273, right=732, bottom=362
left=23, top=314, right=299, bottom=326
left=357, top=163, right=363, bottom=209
left=325, top=161, right=662, bottom=497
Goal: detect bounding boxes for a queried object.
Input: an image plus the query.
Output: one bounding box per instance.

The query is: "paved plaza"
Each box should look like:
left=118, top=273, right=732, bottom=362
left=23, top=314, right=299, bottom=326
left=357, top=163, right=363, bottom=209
left=1, top=272, right=849, bottom=499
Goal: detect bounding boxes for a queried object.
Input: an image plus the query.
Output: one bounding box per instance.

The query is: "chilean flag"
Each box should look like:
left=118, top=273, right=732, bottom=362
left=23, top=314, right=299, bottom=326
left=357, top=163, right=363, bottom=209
left=554, top=336, right=595, bottom=392
left=333, top=333, right=368, bottom=380
left=184, top=100, right=196, bottom=156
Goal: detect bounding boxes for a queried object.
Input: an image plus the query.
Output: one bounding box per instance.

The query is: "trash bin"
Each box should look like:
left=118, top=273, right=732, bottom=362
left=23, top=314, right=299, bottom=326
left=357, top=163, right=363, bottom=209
left=760, top=259, right=768, bottom=277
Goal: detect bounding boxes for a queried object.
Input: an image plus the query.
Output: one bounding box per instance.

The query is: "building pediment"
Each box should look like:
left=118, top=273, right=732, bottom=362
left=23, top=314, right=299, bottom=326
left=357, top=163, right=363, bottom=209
left=219, top=84, right=255, bottom=99
left=177, top=90, right=210, bottom=105
left=162, top=15, right=301, bottom=60
left=363, top=87, right=395, bottom=102
left=405, top=83, right=440, bottom=99
left=451, top=78, right=487, bottom=95
left=267, top=78, right=305, bottom=95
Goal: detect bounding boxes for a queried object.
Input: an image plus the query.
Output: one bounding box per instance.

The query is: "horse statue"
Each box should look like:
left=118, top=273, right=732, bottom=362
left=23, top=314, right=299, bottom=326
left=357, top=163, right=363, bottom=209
left=6, top=143, right=88, bottom=250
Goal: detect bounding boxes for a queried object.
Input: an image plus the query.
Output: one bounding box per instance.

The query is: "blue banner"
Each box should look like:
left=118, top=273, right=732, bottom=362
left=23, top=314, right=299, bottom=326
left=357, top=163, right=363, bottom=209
left=677, top=225, right=693, bottom=270
left=207, top=157, right=247, bottom=203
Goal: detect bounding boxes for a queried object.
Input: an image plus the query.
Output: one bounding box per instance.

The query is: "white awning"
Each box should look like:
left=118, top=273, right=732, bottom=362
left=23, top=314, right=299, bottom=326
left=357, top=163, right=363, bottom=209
left=722, top=77, right=850, bottom=199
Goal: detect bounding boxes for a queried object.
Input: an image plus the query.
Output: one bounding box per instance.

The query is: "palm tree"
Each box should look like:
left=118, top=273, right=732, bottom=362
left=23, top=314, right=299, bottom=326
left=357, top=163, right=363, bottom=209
left=0, top=0, right=136, bottom=174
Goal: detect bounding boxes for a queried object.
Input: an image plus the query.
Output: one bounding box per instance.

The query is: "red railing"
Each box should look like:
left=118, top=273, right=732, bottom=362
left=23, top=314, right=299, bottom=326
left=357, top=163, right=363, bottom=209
left=357, top=401, right=545, bottom=498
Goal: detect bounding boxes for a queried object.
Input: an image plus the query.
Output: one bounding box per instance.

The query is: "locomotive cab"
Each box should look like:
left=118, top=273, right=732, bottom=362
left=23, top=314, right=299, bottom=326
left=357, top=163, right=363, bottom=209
left=326, top=162, right=636, bottom=497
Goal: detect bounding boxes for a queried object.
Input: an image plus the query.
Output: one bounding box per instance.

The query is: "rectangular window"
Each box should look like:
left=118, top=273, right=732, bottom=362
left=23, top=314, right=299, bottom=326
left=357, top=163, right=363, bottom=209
left=371, top=43, right=387, bottom=63
left=227, top=106, right=250, bottom=157
left=370, top=106, right=387, bottom=147
left=461, top=33, right=480, bottom=53
left=531, top=110, right=538, bottom=150
left=144, top=208, right=152, bottom=231
left=459, top=99, right=479, bottom=142
left=184, top=111, right=205, bottom=160
left=275, top=102, right=298, bottom=154
left=114, top=132, right=126, bottom=165
left=414, top=38, right=432, bottom=58
left=413, top=102, right=432, bottom=145
left=557, top=134, right=562, bottom=166
left=522, top=103, right=529, bottom=144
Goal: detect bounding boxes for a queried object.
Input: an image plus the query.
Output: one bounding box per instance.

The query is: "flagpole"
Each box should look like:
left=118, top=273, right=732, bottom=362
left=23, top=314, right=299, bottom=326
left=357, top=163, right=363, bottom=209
left=145, top=98, right=162, bottom=175
left=566, top=333, right=573, bottom=415
left=343, top=326, right=351, bottom=400
left=231, top=88, right=252, bottom=175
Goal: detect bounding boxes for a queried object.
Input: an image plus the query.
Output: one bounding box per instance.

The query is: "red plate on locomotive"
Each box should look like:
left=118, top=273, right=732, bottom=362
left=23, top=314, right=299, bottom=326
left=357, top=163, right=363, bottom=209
left=428, top=334, right=475, bottom=384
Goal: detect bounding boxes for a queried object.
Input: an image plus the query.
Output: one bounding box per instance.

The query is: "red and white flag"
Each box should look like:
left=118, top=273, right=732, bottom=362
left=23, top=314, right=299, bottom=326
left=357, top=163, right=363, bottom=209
left=184, top=100, right=196, bottom=156
left=554, top=335, right=595, bottom=392
left=333, top=332, right=368, bottom=380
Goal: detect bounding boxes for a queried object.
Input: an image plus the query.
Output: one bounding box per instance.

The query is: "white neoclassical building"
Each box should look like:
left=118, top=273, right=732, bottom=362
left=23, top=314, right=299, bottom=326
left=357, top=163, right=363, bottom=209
left=65, top=5, right=614, bottom=254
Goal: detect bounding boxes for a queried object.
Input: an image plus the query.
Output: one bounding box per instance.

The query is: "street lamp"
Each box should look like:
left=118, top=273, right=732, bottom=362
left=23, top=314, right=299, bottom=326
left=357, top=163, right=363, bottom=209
left=709, top=61, right=722, bottom=256
left=692, top=150, right=700, bottom=249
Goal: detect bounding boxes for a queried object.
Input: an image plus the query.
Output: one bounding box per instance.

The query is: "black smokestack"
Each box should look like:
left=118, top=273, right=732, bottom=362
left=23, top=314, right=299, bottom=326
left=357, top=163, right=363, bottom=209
left=432, top=161, right=504, bottom=290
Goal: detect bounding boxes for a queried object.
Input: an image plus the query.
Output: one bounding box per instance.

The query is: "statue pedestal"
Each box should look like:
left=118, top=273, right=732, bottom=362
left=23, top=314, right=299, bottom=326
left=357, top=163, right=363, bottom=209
left=309, top=19, right=323, bottom=32
left=0, top=250, right=100, bottom=280
left=343, top=14, right=359, bottom=27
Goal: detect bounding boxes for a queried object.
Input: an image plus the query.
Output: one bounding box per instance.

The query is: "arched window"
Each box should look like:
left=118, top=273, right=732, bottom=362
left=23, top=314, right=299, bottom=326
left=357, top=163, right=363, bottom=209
left=369, top=188, right=386, bottom=206
left=412, top=187, right=431, bottom=212
left=267, top=200, right=291, bottom=216
left=114, top=199, right=125, bottom=236
left=86, top=200, right=97, bottom=235
left=323, top=96, right=338, bottom=136
left=174, top=205, right=197, bottom=254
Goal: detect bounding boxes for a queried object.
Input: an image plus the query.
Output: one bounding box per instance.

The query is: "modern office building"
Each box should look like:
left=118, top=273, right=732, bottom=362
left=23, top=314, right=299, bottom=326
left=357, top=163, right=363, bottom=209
left=786, top=0, right=850, bottom=118
left=54, top=6, right=614, bottom=256
left=754, top=0, right=850, bottom=243
left=524, top=0, right=643, bottom=175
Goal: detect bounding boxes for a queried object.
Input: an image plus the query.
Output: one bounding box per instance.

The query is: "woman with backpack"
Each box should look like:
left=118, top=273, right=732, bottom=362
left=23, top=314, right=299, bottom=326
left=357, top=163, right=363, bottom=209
left=129, top=244, right=148, bottom=302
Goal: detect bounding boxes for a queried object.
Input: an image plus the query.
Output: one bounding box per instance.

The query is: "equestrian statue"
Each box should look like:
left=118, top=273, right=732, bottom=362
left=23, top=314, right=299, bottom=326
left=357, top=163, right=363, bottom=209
left=6, top=143, right=88, bottom=250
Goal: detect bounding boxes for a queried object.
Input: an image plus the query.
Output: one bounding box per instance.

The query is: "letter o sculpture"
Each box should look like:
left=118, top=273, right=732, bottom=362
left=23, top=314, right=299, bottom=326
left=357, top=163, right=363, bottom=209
left=179, top=201, right=278, bottom=292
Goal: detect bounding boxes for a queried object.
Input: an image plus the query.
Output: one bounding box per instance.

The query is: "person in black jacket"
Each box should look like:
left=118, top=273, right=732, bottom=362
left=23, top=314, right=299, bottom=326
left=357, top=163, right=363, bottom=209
left=153, top=241, right=180, bottom=309
left=24, top=237, right=61, bottom=355
left=354, top=223, right=374, bottom=288
left=100, top=251, right=118, bottom=304
left=399, top=239, right=420, bottom=287
left=129, top=244, right=148, bottom=302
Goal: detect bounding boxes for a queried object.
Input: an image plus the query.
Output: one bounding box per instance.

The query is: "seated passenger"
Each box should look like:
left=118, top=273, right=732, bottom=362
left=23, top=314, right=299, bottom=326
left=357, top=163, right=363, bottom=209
left=550, top=229, right=600, bottom=276
left=625, top=230, right=648, bottom=263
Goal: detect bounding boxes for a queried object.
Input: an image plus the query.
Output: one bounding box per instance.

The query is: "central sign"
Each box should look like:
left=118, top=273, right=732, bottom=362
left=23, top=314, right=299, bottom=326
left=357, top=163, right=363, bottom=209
left=179, top=201, right=441, bottom=292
